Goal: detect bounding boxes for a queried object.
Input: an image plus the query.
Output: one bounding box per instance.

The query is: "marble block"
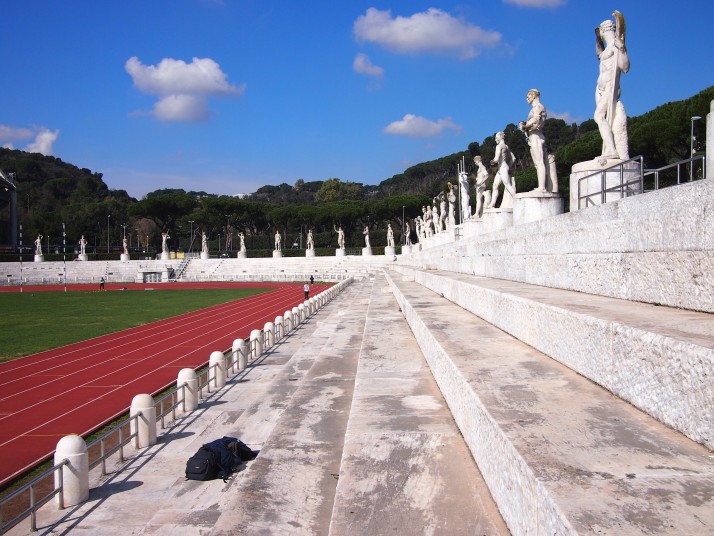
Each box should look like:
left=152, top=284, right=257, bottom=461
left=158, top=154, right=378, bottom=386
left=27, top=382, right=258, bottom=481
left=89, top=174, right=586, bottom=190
left=237, top=251, right=246, bottom=259
left=272, top=250, right=282, bottom=258
left=161, top=251, right=170, bottom=261
left=306, top=249, right=316, bottom=258
left=34, top=254, right=44, bottom=262
left=481, top=208, right=513, bottom=232
left=362, top=247, right=373, bottom=256
left=335, top=248, right=345, bottom=257
left=570, top=158, right=642, bottom=211
left=513, top=192, right=564, bottom=226
left=462, top=218, right=484, bottom=239
left=120, top=253, right=130, bottom=261
left=384, top=246, right=396, bottom=256
left=401, top=245, right=412, bottom=255
left=77, top=254, right=88, bottom=261
left=200, top=251, right=209, bottom=260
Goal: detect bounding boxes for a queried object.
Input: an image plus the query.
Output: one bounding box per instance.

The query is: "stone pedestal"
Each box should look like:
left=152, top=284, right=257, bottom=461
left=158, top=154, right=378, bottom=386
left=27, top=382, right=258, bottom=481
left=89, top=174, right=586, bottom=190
left=120, top=253, right=130, bottom=262
left=570, top=158, right=642, bottom=211
left=513, top=191, right=564, bottom=226
left=200, top=251, right=209, bottom=260
left=34, top=254, right=44, bottom=262
left=272, top=250, right=282, bottom=258
left=401, top=245, right=412, bottom=254
left=481, top=208, right=513, bottom=232
left=77, top=254, right=88, bottom=262
left=461, top=218, right=484, bottom=238
left=335, top=248, right=345, bottom=257
left=362, top=247, right=373, bottom=256
left=384, top=246, right=395, bottom=256
left=237, top=250, right=246, bottom=259
left=707, top=99, right=713, bottom=182
left=306, top=249, right=316, bottom=258
left=161, top=251, right=170, bottom=261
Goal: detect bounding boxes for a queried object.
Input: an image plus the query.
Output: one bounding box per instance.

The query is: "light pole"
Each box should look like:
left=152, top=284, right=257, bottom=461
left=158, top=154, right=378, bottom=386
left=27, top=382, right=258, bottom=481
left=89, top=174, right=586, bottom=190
left=188, top=220, right=194, bottom=253
left=691, top=116, right=702, bottom=180
left=225, top=215, right=231, bottom=251
left=62, top=222, right=67, bottom=293
left=107, top=214, right=111, bottom=253
left=135, top=228, right=140, bottom=252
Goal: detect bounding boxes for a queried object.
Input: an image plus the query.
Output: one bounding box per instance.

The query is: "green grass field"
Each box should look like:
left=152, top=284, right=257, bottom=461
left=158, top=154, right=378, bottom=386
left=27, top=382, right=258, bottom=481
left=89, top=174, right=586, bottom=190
left=0, top=288, right=271, bottom=362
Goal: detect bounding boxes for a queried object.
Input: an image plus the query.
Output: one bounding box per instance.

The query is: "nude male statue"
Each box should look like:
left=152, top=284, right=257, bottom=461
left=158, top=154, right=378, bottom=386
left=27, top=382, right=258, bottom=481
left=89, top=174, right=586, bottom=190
left=333, top=225, right=345, bottom=249
left=519, top=89, right=551, bottom=192
left=488, top=132, right=517, bottom=208
left=595, top=11, right=630, bottom=160
left=473, top=156, right=492, bottom=218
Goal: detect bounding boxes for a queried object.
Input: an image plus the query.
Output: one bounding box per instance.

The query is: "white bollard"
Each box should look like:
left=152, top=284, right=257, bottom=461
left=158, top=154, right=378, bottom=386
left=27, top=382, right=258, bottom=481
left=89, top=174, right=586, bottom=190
left=233, top=338, right=248, bottom=370
left=264, top=322, right=275, bottom=347
left=209, top=351, right=226, bottom=390
left=275, top=316, right=284, bottom=339
left=54, top=435, right=89, bottom=507
left=294, top=305, right=302, bottom=324
left=250, top=329, right=263, bottom=359
left=284, top=310, right=293, bottom=332
left=177, top=368, right=199, bottom=413
left=130, top=393, right=157, bottom=449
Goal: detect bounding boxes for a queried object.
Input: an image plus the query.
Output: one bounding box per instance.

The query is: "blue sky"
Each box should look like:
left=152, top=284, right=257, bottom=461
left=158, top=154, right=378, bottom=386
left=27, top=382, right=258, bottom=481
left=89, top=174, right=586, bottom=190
left=1, top=0, right=712, bottom=199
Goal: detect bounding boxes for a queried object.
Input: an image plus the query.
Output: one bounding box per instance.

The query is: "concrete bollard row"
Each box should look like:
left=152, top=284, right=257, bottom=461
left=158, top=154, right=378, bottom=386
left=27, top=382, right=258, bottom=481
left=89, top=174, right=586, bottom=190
left=51, top=278, right=355, bottom=512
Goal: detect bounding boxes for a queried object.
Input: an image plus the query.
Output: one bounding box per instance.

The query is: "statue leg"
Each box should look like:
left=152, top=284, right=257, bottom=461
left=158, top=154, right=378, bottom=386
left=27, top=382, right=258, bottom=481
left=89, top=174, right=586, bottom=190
left=595, top=89, right=618, bottom=158
left=613, top=101, right=629, bottom=160
left=547, top=154, right=559, bottom=193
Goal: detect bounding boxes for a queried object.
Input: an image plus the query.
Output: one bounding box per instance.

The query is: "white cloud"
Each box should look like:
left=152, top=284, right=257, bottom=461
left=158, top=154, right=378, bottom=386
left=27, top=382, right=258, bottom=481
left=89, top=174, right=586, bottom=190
left=353, top=53, right=384, bottom=77
left=354, top=8, right=500, bottom=59
left=383, top=114, right=461, bottom=138
left=26, top=128, right=59, bottom=155
left=125, top=56, right=245, bottom=122
left=503, top=0, right=566, bottom=7
left=0, top=125, right=59, bottom=155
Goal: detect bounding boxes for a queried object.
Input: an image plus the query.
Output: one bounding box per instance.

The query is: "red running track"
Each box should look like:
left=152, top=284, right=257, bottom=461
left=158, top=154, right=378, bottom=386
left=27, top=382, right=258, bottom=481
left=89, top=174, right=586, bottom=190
left=0, top=281, right=329, bottom=486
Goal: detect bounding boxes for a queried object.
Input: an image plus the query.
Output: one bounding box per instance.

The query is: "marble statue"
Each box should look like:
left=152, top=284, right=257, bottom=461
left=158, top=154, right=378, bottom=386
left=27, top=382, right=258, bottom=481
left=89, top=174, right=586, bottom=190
left=79, top=235, right=87, bottom=255
left=363, top=226, right=370, bottom=248
left=35, top=235, right=43, bottom=255
left=161, top=232, right=170, bottom=253
left=595, top=11, right=630, bottom=160
left=405, top=221, right=412, bottom=246
left=519, top=89, right=551, bottom=192
left=306, top=229, right=314, bottom=250
left=459, top=169, right=471, bottom=220
left=447, top=183, right=456, bottom=227
left=239, top=232, right=246, bottom=252
left=123, top=237, right=128, bottom=255
left=333, top=225, right=345, bottom=249
left=415, top=217, right=423, bottom=241
left=488, top=132, right=517, bottom=208
left=431, top=201, right=440, bottom=233
left=424, top=206, right=433, bottom=237
left=473, top=156, right=492, bottom=219
left=439, top=192, right=447, bottom=231
left=274, top=230, right=282, bottom=251
left=201, top=232, right=208, bottom=254
left=386, top=224, right=394, bottom=247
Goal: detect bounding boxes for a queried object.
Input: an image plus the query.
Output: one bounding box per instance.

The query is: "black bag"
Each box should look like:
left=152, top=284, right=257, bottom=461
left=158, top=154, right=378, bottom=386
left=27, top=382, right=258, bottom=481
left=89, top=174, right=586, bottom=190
left=185, top=446, right=219, bottom=481
left=233, top=439, right=258, bottom=461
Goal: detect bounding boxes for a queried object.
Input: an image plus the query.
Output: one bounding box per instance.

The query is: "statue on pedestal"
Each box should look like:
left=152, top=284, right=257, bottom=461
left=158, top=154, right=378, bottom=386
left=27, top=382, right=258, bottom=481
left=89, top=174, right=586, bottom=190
left=432, top=201, right=440, bottom=233
left=519, top=89, right=558, bottom=193
left=123, top=237, right=128, bottom=255
left=438, top=192, right=447, bottom=231
left=201, top=232, right=208, bottom=254
left=363, top=226, right=370, bottom=248
left=333, top=225, right=345, bottom=249
left=386, top=224, right=394, bottom=247
left=595, top=11, right=630, bottom=160
left=239, top=233, right=246, bottom=253
left=459, top=169, right=471, bottom=220
left=306, top=229, right=314, bottom=250
left=274, top=230, right=282, bottom=251
left=79, top=235, right=87, bottom=256
left=35, top=235, right=43, bottom=255
left=447, top=183, right=456, bottom=227
left=488, top=132, right=517, bottom=208
left=161, top=232, right=170, bottom=253
left=404, top=221, right=412, bottom=246
left=473, top=156, right=492, bottom=218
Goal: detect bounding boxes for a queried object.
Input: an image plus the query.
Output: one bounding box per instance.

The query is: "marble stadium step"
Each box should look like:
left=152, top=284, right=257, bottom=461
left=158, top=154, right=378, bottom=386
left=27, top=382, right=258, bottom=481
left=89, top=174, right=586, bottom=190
left=13, top=283, right=362, bottom=535
left=385, top=271, right=714, bottom=535
left=327, top=272, right=509, bottom=535
left=390, top=266, right=714, bottom=451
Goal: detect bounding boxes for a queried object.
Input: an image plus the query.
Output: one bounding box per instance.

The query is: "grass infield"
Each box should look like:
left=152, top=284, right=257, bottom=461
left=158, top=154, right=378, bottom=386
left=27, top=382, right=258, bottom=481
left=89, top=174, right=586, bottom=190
left=0, top=288, right=271, bottom=362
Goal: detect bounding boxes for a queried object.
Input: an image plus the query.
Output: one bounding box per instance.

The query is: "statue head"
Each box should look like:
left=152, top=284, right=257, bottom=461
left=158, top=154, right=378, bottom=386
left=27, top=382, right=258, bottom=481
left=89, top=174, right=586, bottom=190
left=495, top=131, right=505, bottom=143
left=599, top=20, right=615, bottom=33
left=527, top=89, right=540, bottom=103
left=473, top=156, right=482, bottom=164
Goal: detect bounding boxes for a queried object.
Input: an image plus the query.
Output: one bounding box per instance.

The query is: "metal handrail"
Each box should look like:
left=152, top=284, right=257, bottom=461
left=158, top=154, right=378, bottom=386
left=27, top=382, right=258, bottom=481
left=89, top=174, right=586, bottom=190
left=577, top=155, right=644, bottom=209
left=643, top=154, right=706, bottom=190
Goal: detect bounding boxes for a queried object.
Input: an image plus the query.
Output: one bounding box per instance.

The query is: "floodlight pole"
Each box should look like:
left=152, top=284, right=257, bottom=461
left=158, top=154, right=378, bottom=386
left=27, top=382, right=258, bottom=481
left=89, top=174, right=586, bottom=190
left=402, top=205, right=405, bottom=245
left=62, top=222, right=67, bottom=293
left=107, top=214, right=111, bottom=254
left=19, top=224, right=23, bottom=293
left=188, top=220, right=194, bottom=253
left=691, top=116, right=702, bottom=180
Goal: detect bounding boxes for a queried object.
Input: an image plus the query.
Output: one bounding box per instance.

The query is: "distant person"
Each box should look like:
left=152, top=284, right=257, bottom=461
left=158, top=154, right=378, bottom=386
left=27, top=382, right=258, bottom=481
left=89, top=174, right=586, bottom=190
left=303, top=282, right=310, bottom=300
left=309, top=275, right=314, bottom=285
left=99, top=276, right=105, bottom=291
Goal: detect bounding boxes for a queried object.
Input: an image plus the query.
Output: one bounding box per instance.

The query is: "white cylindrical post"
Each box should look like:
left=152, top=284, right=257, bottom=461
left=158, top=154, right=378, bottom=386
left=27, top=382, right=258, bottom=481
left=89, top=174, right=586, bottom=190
left=233, top=338, right=248, bottom=370
left=284, top=310, right=293, bottom=331
left=177, top=368, right=198, bottom=413
left=275, top=315, right=284, bottom=339
left=298, top=303, right=306, bottom=323
left=264, top=322, right=275, bottom=347
left=54, top=435, right=89, bottom=507
left=209, top=351, right=226, bottom=390
left=292, top=306, right=300, bottom=324
left=130, top=393, right=157, bottom=449
left=250, top=329, right=263, bottom=360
